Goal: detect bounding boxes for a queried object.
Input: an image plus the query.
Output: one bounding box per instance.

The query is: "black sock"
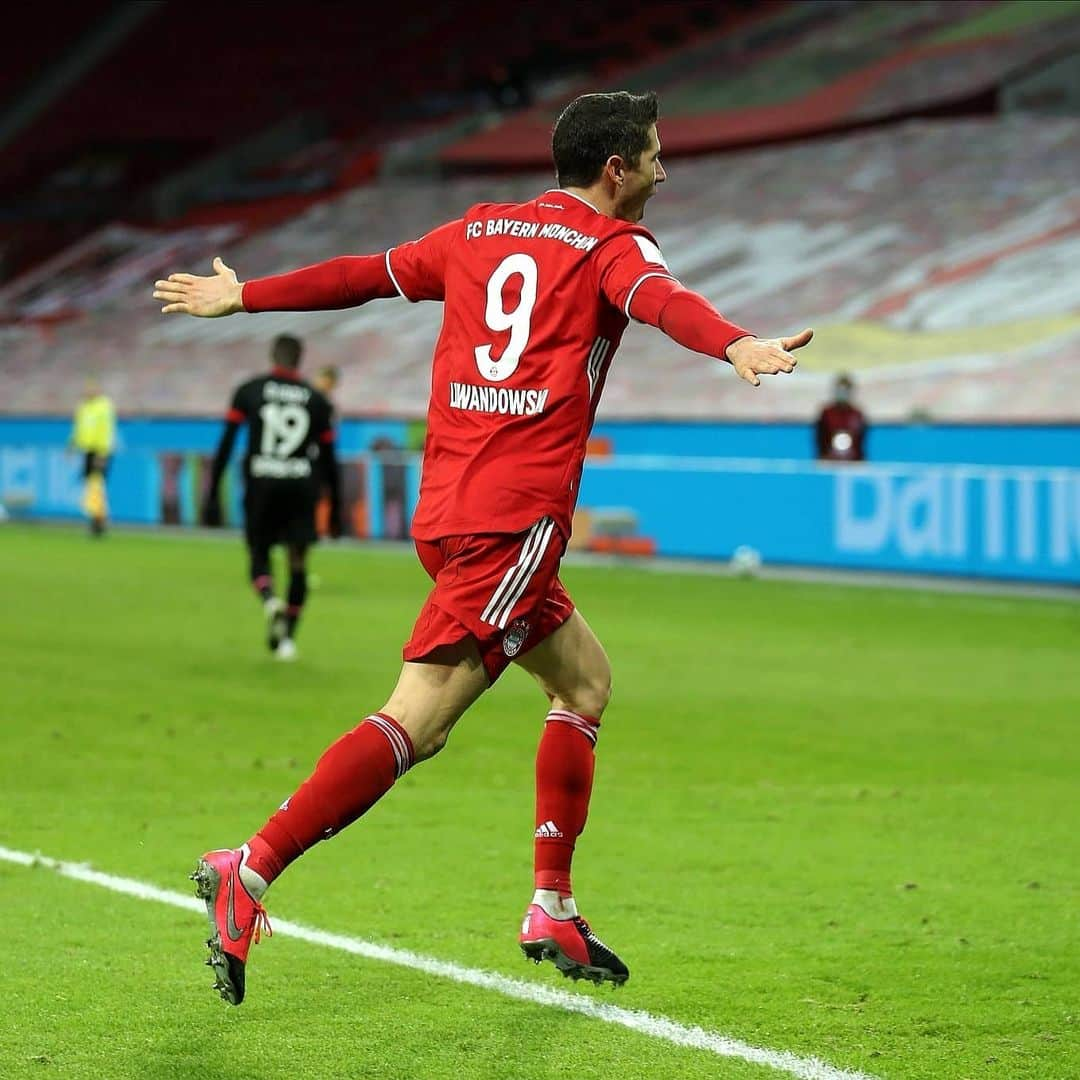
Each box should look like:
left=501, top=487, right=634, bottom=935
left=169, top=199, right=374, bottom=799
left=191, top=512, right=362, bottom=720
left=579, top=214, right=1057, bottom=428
left=250, top=549, right=274, bottom=603
left=285, top=569, right=307, bottom=639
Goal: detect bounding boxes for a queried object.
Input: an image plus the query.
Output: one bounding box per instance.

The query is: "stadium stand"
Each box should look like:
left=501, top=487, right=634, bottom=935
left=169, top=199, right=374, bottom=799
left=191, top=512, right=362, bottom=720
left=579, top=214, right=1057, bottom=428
left=2, top=1, right=1078, bottom=423
left=0, top=4, right=111, bottom=111
left=1, top=115, right=1077, bottom=422
left=0, top=0, right=721, bottom=280
left=440, top=0, right=1080, bottom=164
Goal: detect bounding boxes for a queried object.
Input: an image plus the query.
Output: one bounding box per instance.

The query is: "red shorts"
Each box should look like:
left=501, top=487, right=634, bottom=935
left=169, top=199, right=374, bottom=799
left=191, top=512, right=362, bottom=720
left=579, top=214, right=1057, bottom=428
left=404, top=516, right=574, bottom=682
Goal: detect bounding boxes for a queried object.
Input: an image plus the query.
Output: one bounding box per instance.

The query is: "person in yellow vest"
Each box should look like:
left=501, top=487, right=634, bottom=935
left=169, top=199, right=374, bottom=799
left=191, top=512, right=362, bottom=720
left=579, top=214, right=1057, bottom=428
left=70, top=378, right=116, bottom=536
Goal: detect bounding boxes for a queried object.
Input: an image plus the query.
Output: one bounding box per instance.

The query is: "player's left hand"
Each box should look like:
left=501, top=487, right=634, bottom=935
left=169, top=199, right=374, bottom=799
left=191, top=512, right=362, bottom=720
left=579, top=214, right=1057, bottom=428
left=726, top=329, right=812, bottom=387
left=153, top=257, right=244, bottom=317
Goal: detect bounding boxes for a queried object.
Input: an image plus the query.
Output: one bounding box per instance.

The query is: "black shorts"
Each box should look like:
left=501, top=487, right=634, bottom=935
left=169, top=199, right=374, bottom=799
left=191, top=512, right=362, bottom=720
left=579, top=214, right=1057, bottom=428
left=83, top=452, right=110, bottom=479
left=244, top=480, right=317, bottom=548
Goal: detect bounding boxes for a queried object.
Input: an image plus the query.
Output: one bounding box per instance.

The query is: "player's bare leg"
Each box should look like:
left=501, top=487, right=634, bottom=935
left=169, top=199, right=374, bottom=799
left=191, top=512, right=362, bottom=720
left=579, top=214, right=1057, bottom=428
left=192, top=638, right=488, bottom=1004
left=379, top=638, right=489, bottom=761
left=514, top=610, right=628, bottom=985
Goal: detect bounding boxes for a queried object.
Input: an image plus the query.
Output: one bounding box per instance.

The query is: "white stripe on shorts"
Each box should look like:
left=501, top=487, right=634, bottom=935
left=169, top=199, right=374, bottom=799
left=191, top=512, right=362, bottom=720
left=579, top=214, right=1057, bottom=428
left=479, top=518, right=549, bottom=627
left=480, top=517, right=556, bottom=630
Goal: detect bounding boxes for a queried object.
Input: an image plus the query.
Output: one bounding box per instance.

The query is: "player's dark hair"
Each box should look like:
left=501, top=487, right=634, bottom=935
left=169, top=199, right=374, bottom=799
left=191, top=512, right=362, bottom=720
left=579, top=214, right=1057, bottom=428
left=552, top=91, right=659, bottom=188
left=272, top=334, right=303, bottom=369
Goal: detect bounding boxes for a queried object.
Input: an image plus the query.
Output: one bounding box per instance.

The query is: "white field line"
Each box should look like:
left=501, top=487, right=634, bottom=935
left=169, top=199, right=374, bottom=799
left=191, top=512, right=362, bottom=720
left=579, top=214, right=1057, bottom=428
left=0, top=845, right=880, bottom=1080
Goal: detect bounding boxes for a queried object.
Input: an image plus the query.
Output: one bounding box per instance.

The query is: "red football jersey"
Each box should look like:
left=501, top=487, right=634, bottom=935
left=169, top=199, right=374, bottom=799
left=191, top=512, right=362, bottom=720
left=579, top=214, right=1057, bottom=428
left=388, top=189, right=676, bottom=541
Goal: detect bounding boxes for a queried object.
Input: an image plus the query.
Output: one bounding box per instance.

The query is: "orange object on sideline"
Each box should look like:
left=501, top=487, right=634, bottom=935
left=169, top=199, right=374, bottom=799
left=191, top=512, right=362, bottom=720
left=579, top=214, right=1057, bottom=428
left=315, top=495, right=331, bottom=537
left=588, top=536, right=656, bottom=557
left=351, top=499, right=368, bottom=538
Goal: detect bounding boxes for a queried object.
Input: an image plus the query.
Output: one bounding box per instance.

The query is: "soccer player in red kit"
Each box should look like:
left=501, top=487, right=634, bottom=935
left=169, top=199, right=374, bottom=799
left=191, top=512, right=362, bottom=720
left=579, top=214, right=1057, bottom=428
left=154, top=91, right=812, bottom=1005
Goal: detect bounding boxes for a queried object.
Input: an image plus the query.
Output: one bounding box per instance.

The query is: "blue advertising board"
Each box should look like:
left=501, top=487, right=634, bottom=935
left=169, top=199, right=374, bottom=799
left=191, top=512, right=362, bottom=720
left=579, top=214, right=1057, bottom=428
left=578, top=457, right=1079, bottom=584
left=2, top=418, right=1077, bottom=583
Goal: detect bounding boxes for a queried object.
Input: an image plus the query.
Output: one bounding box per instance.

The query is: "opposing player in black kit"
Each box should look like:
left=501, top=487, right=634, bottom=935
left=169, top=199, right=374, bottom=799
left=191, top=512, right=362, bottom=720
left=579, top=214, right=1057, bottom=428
left=203, top=334, right=341, bottom=660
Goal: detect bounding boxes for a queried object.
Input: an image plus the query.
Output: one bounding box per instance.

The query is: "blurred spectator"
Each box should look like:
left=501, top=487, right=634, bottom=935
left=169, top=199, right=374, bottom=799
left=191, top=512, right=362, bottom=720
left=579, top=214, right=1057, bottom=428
left=815, top=373, right=866, bottom=462
left=69, top=377, right=115, bottom=535
left=313, top=365, right=340, bottom=400
left=159, top=452, right=183, bottom=525
left=313, top=365, right=341, bottom=537
left=476, top=63, right=533, bottom=111
left=371, top=435, right=408, bottom=540
left=311, top=365, right=343, bottom=538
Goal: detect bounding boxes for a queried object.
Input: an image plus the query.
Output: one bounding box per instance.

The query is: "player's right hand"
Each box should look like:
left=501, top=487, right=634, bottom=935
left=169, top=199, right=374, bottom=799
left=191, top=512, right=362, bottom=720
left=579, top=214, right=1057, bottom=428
left=153, top=257, right=244, bottom=317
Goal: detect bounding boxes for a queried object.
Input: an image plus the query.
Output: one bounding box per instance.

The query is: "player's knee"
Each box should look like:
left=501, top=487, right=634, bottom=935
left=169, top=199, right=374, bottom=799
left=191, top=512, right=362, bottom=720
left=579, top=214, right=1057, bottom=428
left=588, top=668, right=613, bottom=718
left=410, top=721, right=453, bottom=762
left=419, top=731, right=449, bottom=761
left=386, top=703, right=456, bottom=763
left=559, top=665, right=612, bottom=720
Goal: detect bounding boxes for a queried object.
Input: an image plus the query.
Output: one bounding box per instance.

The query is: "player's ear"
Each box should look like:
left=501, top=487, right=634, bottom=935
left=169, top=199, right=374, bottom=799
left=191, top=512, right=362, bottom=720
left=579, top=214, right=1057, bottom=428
left=605, top=155, right=625, bottom=187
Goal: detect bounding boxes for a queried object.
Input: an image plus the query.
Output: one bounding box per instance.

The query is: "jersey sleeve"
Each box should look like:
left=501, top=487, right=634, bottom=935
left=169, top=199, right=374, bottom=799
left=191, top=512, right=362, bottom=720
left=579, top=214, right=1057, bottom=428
left=225, top=383, right=248, bottom=424
left=385, top=219, right=461, bottom=303
left=594, top=229, right=677, bottom=318
left=628, top=276, right=753, bottom=361
left=242, top=254, right=396, bottom=312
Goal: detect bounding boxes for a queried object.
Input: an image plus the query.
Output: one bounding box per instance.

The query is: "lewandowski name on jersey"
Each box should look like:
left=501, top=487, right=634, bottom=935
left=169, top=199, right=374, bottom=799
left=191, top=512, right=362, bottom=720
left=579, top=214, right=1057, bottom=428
left=449, top=382, right=551, bottom=416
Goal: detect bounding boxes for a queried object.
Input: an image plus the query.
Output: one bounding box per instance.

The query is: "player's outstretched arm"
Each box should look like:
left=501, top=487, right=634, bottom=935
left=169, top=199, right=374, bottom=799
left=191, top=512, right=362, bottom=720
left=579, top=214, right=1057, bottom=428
left=726, top=329, right=813, bottom=388
left=154, top=257, right=244, bottom=317
left=626, top=275, right=811, bottom=387
left=156, top=221, right=461, bottom=316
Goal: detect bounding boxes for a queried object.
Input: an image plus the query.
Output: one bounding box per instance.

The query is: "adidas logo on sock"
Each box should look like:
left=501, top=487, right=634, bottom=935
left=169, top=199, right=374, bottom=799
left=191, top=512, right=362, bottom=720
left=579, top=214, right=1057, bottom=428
left=534, top=820, right=564, bottom=839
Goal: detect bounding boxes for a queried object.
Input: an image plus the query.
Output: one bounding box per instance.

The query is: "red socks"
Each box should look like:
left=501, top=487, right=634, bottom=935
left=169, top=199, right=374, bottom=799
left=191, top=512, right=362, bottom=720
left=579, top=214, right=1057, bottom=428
left=533, top=709, right=600, bottom=896
left=245, top=713, right=413, bottom=884
left=243, top=707, right=599, bottom=898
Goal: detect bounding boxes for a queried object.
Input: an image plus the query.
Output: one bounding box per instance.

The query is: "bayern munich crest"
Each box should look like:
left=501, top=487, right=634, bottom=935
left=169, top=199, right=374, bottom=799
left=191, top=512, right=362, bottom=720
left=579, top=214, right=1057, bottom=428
left=502, top=617, right=530, bottom=657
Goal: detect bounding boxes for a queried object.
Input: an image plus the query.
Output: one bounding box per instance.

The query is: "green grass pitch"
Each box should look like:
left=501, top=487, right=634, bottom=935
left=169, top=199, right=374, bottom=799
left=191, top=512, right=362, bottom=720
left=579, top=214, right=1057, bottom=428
left=1, top=524, right=1077, bottom=1079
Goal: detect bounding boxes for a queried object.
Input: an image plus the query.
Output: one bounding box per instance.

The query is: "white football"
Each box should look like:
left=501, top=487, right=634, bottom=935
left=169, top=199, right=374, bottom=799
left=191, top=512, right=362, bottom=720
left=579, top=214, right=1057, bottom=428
left=730, top=545, right=762, bottom=577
